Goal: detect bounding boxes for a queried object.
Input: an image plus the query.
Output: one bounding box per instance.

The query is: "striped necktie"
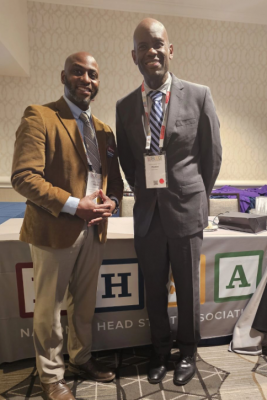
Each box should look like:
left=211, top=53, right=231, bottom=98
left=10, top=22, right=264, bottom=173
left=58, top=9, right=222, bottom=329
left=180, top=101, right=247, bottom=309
left=149, top=91, right=163, bottom=154
left=79, top=112, right=101, bottom=174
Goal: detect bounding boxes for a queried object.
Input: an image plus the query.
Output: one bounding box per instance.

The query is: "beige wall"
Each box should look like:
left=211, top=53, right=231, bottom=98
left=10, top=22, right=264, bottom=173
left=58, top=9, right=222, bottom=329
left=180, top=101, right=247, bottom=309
left=0, top=1, right=267, bottom=185
left=0, top=0, right=29, bottom=76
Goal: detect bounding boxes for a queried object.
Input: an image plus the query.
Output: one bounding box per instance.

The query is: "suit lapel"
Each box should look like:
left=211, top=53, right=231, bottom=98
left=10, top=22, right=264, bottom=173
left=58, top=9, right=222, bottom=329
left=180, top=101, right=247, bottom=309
left=139, top=91, right=148, bottom=148
left=92, top=116, right=107, bottom=179
left=164, top=75, right=184, bottom=149
left=55, top=97, right=88, bottom=169
left=134, top=87, right=148, bottom=151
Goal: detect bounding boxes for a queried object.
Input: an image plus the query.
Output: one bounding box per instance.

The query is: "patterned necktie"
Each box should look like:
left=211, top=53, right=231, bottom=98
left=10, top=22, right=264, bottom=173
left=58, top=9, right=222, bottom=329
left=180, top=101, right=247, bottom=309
left=149, top=91, right=163, bottom=154
left=79, top=112, right=101, bottom=174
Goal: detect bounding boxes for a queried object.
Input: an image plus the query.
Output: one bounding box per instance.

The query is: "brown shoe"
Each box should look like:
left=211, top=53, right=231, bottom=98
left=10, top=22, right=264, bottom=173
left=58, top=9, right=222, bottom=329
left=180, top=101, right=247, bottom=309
left=41, top=379, right=75, bottom=400
left=68, top=357, right=115, bottom=382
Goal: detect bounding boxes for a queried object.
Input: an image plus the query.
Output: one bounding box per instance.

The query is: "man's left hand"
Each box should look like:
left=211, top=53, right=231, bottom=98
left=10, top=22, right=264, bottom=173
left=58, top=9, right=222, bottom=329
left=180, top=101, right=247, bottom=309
left=88, top=189, right=116, bottom=226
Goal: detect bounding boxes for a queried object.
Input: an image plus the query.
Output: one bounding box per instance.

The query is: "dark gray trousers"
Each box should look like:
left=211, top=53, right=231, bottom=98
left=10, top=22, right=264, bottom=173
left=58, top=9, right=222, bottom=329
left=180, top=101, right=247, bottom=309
left=135, top=206, right=202, bottom=356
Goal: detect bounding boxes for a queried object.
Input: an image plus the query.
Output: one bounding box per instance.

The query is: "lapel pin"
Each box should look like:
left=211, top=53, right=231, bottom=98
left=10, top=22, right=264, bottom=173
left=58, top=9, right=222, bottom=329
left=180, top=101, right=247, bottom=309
left=107, top=146, right=115, bottom=157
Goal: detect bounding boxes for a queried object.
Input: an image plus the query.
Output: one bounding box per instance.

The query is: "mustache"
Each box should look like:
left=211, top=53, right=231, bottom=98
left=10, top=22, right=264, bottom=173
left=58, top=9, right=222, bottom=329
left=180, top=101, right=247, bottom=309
left=64, top=80, right=99, bottom=102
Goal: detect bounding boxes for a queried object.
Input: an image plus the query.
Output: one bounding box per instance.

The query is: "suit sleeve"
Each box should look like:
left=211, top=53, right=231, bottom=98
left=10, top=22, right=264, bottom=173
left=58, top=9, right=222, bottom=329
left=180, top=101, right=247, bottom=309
left=198, top=88, right=222, bottom=197
left=11, top=106, right=71, bottom=217
left=116, top=102, right=136, bottom=191
left=106, top=128, right=124, bottom=204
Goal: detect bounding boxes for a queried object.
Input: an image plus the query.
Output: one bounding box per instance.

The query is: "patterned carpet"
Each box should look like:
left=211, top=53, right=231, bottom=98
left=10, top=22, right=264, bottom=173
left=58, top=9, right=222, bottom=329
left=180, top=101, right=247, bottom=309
left=1, top=344, right=267, bottom=400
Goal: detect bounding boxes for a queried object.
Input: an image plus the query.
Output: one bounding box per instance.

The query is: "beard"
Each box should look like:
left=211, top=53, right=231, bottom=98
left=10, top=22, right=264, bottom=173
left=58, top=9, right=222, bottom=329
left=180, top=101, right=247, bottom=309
left=64, top=77, right=99, bottom=107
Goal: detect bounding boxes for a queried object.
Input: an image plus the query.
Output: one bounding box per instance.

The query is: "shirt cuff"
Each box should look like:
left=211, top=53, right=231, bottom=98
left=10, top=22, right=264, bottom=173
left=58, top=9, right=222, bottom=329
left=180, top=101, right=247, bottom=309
left=61, top=196, right=80, bottom=215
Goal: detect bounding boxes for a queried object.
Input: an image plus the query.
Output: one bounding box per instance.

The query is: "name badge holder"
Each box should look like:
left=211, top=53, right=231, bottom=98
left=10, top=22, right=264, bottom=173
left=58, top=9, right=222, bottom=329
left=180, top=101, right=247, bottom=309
left=144, top=151, right=168, bottom=189
left=86, top=171, right=103, bottom=202
left=141, top=81, right=171, bottom=189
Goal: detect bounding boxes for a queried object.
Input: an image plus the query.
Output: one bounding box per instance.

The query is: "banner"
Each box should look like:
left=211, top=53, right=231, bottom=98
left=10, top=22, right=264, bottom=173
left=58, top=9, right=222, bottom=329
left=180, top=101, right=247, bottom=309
left=1, top=232, right=267, bottom=363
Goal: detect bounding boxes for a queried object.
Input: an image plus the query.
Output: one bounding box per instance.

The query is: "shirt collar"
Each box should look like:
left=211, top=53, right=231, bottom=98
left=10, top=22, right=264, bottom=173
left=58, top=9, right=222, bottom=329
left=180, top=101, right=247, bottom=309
left=144, top=72, right=172, bottom=96
left=63, top=95, right=91, bottom=120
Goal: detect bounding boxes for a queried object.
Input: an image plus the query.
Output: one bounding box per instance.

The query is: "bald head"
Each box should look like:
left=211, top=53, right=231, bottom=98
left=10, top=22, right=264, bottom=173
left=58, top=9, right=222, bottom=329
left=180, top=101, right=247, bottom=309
left=64, top=52, right=99, bottom=73
left=132, top=18, right=173, bottom=89
left=61, top=51, right=100, bottom=111
left=133, top=18, right=169, bottom=48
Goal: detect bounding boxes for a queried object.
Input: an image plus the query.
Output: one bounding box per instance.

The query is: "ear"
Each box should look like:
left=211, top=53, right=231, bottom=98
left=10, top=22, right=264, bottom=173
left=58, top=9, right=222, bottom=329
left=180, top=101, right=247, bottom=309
left=132, top=50, right=137, bottom=65
left=169, top=44, right=174, bottom=60
left=61, top=70, right=65, bottom=84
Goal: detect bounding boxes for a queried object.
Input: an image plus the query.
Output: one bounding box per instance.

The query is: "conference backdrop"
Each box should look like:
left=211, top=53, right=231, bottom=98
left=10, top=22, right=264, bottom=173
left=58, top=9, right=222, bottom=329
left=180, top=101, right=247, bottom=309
left=0, top=1, right=267, bottom=182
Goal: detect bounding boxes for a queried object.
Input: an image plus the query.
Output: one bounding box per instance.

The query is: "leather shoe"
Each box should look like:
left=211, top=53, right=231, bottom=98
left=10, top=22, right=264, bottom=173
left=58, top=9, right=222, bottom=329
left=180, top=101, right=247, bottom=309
left=147, top=354, right=169, bottom=384
left=68, top=357, right=115, bottom=382
left=41, top=379, right=75, bottom=400
left=173, top=354, right=196, bottom=386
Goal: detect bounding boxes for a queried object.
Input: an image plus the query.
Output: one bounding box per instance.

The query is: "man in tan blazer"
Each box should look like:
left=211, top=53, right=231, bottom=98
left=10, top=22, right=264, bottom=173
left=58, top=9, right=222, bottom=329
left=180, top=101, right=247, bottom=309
left=12, top=52, right=123, bottom=400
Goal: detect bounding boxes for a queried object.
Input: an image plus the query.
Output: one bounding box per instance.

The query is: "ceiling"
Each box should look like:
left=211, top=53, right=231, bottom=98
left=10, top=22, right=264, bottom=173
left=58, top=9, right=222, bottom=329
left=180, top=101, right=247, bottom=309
left=30, top=0, right=267, bottom=25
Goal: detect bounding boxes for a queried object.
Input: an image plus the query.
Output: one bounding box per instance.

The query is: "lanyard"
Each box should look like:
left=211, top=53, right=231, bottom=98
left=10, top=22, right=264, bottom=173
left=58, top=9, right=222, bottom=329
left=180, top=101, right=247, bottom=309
left=141, top=81, right=171, bottom=151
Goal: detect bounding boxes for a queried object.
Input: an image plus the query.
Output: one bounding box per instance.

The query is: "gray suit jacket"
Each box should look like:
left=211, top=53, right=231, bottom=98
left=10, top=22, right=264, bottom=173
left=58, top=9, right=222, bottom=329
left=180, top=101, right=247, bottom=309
left=116, top=74, right=222, bottom=238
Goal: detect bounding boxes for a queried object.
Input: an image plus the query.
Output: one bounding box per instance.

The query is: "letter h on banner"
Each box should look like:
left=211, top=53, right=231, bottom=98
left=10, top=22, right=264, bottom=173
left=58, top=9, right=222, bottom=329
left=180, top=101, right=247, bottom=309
left=95, top=258, right=145, bottom=313
left=101, top=273, right=132, bottom=298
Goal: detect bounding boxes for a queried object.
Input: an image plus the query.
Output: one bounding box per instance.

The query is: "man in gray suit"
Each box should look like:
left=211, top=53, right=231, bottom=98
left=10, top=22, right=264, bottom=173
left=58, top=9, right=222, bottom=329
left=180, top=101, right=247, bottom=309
left=116, top=18, right=222, bottom=386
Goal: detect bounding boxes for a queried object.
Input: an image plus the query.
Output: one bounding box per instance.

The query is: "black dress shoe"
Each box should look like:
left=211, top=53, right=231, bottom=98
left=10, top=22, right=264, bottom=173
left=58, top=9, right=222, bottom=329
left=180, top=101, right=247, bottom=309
left=148, top=354, right=169, bottom=384
left=173, top=354, right=196, bottom=386
left=68, top=357, right=115, bottom=382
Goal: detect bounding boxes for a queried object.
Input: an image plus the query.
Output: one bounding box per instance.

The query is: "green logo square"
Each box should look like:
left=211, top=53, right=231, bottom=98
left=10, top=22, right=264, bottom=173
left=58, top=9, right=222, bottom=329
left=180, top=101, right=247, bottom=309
left=214, top=250, right=263, bottom=303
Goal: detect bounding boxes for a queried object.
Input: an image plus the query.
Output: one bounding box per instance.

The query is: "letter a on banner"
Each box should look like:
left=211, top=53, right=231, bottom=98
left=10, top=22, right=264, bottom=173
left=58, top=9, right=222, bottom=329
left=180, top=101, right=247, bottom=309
left=214, top=250, right=263, bottom=303
left=226, top=265, right=251, bottom=289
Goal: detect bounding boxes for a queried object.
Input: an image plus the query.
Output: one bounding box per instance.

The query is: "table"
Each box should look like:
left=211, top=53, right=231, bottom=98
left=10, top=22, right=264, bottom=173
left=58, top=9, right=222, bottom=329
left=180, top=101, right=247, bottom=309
left=1, top=218, right=267, bottom=363
left=0, top=202, right=26, bottom=224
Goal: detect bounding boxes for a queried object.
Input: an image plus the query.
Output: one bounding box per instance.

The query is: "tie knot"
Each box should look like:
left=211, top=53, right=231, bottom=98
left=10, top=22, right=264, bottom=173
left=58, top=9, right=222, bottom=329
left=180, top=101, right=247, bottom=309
left=149, top=91, right=162, bottom=103
left=79, top=112, right=90, bottom=124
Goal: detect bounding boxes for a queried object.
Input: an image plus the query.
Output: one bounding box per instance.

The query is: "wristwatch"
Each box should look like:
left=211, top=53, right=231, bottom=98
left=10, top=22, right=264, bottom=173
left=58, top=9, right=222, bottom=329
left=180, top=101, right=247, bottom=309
left=110, top=197, right=119, bottom=215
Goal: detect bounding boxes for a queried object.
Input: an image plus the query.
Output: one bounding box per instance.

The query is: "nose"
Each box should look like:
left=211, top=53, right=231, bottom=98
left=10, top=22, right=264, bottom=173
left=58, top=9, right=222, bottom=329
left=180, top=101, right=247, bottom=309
left=147, top=47, right=157, bottom=55
left=81, top=72, right=91, bottom=84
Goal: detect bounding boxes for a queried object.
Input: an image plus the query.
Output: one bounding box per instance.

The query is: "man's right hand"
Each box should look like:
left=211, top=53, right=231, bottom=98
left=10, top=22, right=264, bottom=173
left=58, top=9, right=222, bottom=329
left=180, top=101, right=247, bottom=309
left=75, top=190, right=112, bottom=223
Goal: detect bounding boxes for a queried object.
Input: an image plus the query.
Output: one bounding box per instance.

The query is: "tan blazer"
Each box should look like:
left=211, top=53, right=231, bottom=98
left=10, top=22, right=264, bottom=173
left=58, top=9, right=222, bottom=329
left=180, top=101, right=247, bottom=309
left=12, top=97, right=123, bottom=248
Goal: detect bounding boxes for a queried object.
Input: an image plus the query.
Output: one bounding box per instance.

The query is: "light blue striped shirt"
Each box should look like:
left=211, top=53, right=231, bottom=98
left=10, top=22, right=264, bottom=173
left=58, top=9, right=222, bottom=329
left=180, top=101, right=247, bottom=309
left=63, top=95, right=94, bottom=140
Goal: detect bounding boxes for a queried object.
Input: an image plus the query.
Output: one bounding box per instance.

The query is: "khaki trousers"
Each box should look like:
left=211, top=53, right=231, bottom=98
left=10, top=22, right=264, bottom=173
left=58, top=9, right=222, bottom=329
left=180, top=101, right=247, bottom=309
left=30, top=224, right=104, bottom=384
